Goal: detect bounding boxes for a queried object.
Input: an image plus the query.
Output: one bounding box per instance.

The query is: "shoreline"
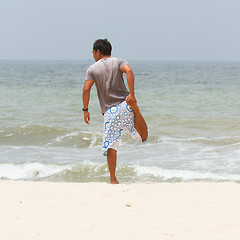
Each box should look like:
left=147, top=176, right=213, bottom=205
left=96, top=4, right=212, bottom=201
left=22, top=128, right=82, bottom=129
left=1, top=181, right=240, bottom=239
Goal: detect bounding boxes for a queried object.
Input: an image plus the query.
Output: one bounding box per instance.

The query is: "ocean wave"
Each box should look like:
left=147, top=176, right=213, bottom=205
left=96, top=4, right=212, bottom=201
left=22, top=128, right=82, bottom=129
left=134, top=166, right=240, bottom=182
left=0, top=162, right=71, bottom=180
left=0, top=124, right=103, bottom=148
left=0, top=124, right=160, bottom=148
left=159, top=136, right=240, bottom=147
left=1, top=162, right=240, bottom=183
left=2, top=123, right=240, bottom=149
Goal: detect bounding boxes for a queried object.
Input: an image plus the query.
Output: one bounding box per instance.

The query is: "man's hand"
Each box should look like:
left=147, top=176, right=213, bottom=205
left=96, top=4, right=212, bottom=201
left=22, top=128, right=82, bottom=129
left=126, top=94, right=137, bottom=106
left=84, top=111, right=90, bottom=124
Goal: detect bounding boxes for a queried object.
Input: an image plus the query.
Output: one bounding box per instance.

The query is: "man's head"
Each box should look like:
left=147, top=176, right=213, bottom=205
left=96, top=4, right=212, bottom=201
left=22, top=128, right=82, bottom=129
left=92, top=39, right=112, bottom=61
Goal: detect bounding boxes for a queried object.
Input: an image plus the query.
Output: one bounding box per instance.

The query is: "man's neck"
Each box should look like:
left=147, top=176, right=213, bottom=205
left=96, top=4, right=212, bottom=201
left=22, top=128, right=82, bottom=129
left=100, top=55, right=111, bottom=60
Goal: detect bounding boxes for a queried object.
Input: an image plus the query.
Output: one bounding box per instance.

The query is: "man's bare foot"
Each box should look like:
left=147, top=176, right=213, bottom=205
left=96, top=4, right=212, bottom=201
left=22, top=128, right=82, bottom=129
left=129, top=102, right=140, bottom=112
left=111, top=180, right=119, bottom=184
left=126, top=97, right=139, bottom=112
left=126, top=97, right=148, bottom=142
left=110, top=177, right=119, bottom=184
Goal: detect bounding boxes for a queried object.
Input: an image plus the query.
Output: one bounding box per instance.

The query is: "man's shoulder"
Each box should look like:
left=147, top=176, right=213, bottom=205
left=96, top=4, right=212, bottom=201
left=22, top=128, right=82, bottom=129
left=88, top=61, right=100, bottom=69
left=116, top=58, right=128, bottom=68
left=112, top=57, right=128, bottom=62
left=110, top=57, right=128, bottom=67
left=87, top=58, right=128, bottom=71
left=86, top=61, right=102, bottom=75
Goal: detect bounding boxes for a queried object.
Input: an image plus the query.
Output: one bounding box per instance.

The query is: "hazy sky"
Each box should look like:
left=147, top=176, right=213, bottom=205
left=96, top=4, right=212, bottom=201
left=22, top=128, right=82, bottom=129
left=1, top=0, right=240, bottom=61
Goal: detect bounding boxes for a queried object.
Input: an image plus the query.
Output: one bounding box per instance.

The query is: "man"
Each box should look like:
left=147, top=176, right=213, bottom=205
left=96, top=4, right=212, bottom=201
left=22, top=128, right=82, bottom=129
left=82, top=39, right=148, bottom=184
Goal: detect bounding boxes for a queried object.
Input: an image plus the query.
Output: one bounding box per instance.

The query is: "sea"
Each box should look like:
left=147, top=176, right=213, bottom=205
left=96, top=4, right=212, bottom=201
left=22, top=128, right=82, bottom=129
left=0, top=60, right=240, bottom=183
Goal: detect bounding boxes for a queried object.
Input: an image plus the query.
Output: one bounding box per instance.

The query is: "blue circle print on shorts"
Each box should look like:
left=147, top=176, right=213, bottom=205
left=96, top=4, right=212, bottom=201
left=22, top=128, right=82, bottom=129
left=102, top=101, right=142, bottom=156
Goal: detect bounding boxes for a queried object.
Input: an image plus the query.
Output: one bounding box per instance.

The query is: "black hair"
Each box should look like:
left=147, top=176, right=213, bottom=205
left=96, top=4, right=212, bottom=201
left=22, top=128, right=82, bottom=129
left=93, top=39, right=112, bottom=56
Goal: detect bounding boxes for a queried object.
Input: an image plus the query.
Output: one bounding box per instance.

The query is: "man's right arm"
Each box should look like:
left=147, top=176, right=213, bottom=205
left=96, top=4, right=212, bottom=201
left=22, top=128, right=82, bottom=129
left=82, top=80, right=94, bottom=124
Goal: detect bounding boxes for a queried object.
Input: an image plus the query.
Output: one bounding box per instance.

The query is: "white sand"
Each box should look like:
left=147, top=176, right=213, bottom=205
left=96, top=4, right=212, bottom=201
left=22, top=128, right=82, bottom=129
left=0, top=181, right=240, bottom=240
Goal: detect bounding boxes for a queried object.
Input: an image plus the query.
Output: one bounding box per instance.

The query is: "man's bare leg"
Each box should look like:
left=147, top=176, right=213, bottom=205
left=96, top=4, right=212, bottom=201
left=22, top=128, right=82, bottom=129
left=126, top=101, right=148, bottom=142
left=107, top=148, right=119, bottom=184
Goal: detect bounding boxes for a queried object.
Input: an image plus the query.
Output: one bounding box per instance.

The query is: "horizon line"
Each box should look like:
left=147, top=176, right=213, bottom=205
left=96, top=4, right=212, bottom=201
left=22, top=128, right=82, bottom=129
left=0, top=59, right=240, bottom=62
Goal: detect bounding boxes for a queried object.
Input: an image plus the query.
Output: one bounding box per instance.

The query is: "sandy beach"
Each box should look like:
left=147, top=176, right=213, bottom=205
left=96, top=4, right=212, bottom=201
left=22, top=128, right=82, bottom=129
left=0, top=181, right=240, bottom=240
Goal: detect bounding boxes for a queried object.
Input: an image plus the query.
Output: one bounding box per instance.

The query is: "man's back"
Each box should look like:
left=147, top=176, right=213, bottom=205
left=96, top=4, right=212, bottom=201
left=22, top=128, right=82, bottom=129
left=85, top=57, right=129, bottom=114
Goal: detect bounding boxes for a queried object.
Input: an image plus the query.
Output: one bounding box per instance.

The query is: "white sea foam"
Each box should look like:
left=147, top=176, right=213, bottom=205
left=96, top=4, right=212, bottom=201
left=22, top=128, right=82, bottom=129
left=45, top=131, right=80, bottom=145
left=1, top=161, right=240, bottom=182
left=135, top=166, right=240, bottom=182
left=0, top=162, right=71, bottom=180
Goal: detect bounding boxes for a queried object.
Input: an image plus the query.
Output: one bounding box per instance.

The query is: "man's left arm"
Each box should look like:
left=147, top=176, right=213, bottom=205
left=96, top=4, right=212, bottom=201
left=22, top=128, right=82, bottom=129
left=120, top=64, right=137, bottom=105
left=82, top=80, right=94, bottom=124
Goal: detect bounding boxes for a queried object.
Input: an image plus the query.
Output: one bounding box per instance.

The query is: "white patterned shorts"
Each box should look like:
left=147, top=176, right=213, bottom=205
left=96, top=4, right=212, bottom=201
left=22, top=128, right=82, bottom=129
left=102, top=101, right=142, bottom=156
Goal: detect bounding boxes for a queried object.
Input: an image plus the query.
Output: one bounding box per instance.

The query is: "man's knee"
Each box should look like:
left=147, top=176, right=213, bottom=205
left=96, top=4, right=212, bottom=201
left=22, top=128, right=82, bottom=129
left=141, top=132, right=148, bottom=143
left=107, top=148, right=117, bottom=156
